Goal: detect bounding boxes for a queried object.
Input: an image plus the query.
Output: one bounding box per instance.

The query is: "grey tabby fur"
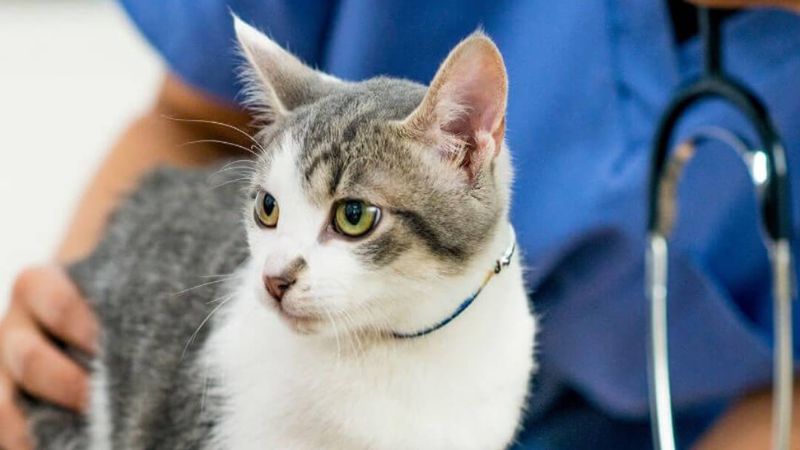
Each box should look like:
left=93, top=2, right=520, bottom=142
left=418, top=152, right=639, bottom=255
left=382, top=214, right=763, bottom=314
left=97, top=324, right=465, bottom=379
left=27, top=168, right=247, bottom=449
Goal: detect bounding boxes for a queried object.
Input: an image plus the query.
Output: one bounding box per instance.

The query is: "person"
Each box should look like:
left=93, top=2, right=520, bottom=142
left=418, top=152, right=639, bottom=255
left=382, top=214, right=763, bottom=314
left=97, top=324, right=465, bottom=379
left=1, top=0, right=799, bottom=448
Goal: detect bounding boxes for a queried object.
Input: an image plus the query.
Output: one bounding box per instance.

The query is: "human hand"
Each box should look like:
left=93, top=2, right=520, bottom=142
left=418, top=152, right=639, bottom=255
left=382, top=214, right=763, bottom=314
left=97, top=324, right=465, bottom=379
left=688, top=0, right=800, bottom=12
left=0, top=265, right=98, bottom=450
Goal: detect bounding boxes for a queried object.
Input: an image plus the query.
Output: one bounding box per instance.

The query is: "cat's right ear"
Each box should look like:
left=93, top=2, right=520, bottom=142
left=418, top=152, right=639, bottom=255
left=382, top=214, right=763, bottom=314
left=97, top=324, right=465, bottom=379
left=401, top=32, right=508, bottom=182
left=233, top=15, right=342, bottom=122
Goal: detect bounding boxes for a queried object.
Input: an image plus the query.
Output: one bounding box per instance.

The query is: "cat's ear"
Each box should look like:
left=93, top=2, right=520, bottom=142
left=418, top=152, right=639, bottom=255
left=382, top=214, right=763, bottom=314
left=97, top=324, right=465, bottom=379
left=403, top=32, right=508, bottom=181
left=233, top=15, right=342, bottom=121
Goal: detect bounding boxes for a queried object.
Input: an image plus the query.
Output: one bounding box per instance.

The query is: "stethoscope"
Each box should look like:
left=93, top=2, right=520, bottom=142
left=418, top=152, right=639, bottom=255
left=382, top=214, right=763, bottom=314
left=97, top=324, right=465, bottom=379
left=646, top=7, right=794, bottom=450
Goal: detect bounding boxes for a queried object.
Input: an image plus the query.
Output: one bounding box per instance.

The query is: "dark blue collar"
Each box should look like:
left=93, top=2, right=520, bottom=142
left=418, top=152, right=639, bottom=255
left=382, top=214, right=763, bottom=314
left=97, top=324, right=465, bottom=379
left=392, top=227, right=517, bottom=339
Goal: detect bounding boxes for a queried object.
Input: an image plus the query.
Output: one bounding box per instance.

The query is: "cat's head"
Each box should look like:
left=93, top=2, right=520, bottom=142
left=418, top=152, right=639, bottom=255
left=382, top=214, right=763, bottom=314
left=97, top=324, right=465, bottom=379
left=234, top=17, right=514, bottom=338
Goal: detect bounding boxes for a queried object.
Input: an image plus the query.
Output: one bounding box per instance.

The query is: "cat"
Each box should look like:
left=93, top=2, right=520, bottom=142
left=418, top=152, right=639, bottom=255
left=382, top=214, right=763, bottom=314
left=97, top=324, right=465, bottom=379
left=27, top=16, right=536, bottom=450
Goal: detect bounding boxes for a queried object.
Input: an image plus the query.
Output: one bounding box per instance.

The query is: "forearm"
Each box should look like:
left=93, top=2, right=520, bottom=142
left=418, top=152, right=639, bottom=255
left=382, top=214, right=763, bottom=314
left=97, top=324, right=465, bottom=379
left=693, top=379, right=800, bottom=449
left=56, top=75, right=252, bottom=262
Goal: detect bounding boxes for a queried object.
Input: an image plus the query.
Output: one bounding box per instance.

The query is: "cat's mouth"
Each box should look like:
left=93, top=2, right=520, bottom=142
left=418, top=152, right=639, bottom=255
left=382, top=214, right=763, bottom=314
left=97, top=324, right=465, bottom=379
left=276, top=304, right=314, bottom=321
left=262, top=294, right=323, bottom=333
left=276, top=307, right=321, bottom=334
left=254, top=283, right=326, bottom=333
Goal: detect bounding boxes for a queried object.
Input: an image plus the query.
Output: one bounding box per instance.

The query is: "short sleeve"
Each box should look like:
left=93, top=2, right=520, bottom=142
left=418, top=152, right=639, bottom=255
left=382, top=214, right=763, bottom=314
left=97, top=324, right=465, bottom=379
left=118, top=0, right=337, bottom=104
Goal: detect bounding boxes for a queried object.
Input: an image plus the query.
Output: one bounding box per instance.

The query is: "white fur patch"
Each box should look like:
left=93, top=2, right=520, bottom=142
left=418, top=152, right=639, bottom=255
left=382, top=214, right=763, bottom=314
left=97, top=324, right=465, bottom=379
left=87, top=356, right=112, bottom=450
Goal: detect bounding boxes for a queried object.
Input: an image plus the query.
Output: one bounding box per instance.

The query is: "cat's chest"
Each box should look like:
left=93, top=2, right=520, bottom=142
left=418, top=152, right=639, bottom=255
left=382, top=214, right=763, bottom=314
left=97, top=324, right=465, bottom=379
left=215, top=359, right=508, bottom=450
left=205, top=281, right=534, bottom=450
left=210, top=314, right=476, bottom=448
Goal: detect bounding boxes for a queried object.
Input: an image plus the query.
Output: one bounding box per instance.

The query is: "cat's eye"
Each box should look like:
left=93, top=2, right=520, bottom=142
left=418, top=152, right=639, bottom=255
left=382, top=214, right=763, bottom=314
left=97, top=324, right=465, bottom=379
left=332, top=200, right=380, bottom=238
left=254, top=191, right=280, bottom=228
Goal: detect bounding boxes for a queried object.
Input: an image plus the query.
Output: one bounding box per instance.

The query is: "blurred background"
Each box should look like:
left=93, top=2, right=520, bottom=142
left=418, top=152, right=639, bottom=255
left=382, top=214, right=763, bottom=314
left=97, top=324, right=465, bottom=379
left=0, top=0, right=160, bottom=311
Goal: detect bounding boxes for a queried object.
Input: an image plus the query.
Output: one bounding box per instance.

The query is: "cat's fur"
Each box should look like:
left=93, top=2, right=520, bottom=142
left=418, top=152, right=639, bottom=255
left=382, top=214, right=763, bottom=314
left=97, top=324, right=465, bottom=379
left=28, top=18, right=536, bottom=450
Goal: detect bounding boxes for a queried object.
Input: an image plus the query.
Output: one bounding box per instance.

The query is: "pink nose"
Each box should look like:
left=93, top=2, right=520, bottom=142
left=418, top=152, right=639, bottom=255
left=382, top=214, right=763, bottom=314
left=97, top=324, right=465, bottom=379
left=264, top=276, right=294, bottom=302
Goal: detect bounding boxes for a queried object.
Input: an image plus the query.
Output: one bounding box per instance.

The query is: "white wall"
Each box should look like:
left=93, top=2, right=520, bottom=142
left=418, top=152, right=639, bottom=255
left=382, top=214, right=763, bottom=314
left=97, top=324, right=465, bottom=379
left=0, top=0, right=161, bottom=311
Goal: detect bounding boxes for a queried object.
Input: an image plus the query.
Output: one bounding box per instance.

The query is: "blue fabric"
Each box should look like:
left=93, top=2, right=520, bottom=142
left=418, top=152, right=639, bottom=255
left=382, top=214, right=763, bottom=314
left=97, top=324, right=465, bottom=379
left=119, top=0, right=800, bottom=447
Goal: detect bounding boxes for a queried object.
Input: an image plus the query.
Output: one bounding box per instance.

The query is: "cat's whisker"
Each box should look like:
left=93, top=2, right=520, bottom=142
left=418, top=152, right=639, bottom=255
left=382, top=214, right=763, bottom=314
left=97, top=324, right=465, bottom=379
left=179, top=138, right=260, bottom=157
left=197, top=272, right=239, bottom=280
left=171, top=278, right=234, bottom=297
left=210, top=176, right=255, bottom=190
left=323, top=309, right=343, bottom=368
left=211, top=160, right=257, bottom=174
left=209, top=168, right=256, bottom=183
left=337, top=308, right=367, bottom=363
left=219, top=158, right=256, bottom=170
left=209, top=166, right=257, bottom=180
left=162, top=115, right=266, bottom=153
left=182, top=295, right=233, bottom=360
left=332, top=309, right=355, bottom=360
left=207, top=294, right=235, bottom=305
left=216, top=158, right=254, bottom=168
left=349, top=302, right=390, bottom=348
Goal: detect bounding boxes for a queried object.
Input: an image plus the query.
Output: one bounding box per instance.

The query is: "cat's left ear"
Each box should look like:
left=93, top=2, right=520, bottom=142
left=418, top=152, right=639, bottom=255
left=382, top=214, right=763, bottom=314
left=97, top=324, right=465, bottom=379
left=402, top=32, right=508, bottom=181
left=233, top=15, right=343, bottom=122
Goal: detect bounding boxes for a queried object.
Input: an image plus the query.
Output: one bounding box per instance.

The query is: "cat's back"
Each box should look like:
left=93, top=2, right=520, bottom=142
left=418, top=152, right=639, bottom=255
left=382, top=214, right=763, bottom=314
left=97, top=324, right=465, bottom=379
left=29, top=166, right=248, bottom=449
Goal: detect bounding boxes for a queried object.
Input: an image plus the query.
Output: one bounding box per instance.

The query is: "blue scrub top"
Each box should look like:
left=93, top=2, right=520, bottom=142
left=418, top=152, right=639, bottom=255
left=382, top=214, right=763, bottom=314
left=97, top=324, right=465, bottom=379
left=120, top=1, right=800, bottom=447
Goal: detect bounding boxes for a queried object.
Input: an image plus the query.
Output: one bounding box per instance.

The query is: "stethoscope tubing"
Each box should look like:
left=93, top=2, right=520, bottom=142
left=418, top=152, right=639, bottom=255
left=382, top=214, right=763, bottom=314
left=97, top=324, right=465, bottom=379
left=646, top=7, right=794, bottom=450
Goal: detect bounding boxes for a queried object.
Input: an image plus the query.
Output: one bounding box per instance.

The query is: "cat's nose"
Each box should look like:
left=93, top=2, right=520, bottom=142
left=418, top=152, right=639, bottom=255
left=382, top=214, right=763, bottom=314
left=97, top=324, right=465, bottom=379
left=264, top=275, right=295, bottom=302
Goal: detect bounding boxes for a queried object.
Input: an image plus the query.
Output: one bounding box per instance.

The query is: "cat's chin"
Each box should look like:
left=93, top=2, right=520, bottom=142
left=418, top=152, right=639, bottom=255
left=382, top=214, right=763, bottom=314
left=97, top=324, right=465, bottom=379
left=274, top=307, right=323, bottom=335
left=252, top=288, right=323, bottom=334
left=271, top=303, right=369, bottom=339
